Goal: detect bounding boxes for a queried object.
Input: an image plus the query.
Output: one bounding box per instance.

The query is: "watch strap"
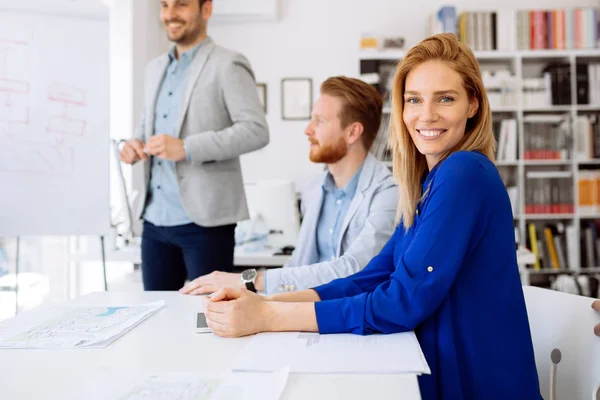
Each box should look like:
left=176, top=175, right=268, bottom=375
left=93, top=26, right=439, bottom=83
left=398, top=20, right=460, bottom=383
left=245, top=281, right=257, bottom=292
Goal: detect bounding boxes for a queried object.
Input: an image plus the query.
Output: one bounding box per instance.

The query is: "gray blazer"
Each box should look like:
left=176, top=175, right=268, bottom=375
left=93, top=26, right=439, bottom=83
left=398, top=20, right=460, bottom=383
left=264, top=153, right=398, bottom=294
left=133, top=38, right=269, bottom=227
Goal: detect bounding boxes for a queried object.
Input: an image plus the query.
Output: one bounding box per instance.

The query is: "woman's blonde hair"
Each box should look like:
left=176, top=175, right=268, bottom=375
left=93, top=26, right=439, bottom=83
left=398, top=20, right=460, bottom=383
left=389, top=33, right=496, bottom=229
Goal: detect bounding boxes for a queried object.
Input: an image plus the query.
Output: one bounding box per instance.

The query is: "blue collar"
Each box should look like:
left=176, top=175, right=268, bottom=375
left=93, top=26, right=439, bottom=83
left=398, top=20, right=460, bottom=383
left=168, top=39, right=205, bottom=63
left=322, top=162, right=364, bottom=198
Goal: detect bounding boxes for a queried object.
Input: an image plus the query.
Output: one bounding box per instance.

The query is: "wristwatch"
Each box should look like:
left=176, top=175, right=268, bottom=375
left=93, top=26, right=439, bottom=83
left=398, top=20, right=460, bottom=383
left=241, top=269, right=258, bottom=292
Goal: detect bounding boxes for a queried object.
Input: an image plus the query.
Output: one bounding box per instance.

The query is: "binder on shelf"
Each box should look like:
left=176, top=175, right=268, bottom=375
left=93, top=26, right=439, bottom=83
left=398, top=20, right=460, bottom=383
left=528, top=223, right=541, bottom=270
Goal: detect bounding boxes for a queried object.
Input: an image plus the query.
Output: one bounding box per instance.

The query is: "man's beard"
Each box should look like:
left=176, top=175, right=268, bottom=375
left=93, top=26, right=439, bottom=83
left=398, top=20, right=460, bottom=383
left=309, top=137, right=348, bottom=163
left=166, top=21, right=201, bottom=45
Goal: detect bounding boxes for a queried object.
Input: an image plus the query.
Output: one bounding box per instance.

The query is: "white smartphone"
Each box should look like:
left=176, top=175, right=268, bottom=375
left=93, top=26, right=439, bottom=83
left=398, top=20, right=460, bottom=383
left=195, top=312, right=212, bottom=334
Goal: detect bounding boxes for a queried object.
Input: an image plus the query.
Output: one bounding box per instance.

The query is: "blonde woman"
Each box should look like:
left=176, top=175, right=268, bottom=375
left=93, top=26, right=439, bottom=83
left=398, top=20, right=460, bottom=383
left=203, top=33, right=542, bottom=399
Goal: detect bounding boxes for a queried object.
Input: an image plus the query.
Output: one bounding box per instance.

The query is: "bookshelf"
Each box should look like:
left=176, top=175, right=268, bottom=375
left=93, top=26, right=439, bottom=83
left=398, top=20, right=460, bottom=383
left=360, top=43, right=600, bottom=278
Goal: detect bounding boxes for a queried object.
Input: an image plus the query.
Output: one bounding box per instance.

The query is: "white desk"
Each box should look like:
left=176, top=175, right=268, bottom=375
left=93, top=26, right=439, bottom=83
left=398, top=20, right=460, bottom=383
left=68, top=245, right=291, bottom=267
left=0, top=292, right=421, bottom=399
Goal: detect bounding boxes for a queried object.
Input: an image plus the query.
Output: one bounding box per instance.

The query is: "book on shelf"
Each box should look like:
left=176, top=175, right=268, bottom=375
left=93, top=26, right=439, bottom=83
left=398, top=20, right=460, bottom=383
left=482, top=69, right=518, bottom=108
left=527, top=222, right=574, bottom=270
left=431, top=6, right=600, bottom=52
left=522, top=62, right=600, bottom=109
left=525, top=173, right=574, bottom=214
left=574, top=115, right=600, bottom=160
left=541, top=63, right=571, bottom=105
left=517, top=8, right=598, bottom=50
left=522, top=62, right=573, bottom=109
left=522, top=114, right=571, bottom=160
left=576, top=62, right=600, bottom=105
left=494, top=118, right=518, bottom=161
left=578, top=170, right=600, bottom=215
left=579, top=221, right=600, bottom=269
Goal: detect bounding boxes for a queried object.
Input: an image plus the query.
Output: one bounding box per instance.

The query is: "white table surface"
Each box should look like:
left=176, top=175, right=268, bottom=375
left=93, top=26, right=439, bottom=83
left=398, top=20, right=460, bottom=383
left=0, top=291, right=421, bottom=400
left=68, top=245, right=291, bottom=267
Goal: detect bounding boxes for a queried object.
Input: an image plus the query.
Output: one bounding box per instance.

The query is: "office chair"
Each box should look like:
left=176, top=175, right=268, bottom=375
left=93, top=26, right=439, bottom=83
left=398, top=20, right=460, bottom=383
left=523, top=286, right=600, bottom=400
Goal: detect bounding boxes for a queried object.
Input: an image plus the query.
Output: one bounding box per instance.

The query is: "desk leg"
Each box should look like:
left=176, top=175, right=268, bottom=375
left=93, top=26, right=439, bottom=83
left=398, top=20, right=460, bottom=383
left=15, top=237, right=20, bottom=315
left=100, top=236, right=108, bottom=291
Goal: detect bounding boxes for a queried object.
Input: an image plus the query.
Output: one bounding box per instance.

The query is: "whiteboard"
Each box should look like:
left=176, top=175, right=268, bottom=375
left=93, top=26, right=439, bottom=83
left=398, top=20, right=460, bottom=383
left=0, top=12, right=109, bottom=236
left=211, top=0, right=278, bottom=22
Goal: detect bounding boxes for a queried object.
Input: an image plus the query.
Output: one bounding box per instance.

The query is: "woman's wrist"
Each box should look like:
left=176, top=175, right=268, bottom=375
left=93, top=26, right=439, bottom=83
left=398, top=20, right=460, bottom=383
left=261, top=301, right=278, bottom=332
left=261, top=301, right=319, bottom=333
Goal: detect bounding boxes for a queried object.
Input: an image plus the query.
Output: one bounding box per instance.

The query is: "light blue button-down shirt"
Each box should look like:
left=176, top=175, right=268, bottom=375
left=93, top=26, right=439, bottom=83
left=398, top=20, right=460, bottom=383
left=143, top=43, right=202, bottom=227
left=315, top=164, right=363, bottom=263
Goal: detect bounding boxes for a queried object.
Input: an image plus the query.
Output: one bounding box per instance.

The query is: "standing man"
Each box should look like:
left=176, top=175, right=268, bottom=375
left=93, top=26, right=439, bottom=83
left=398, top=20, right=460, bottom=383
left=181, top=76, right=397, bottom=295
left=119, top=0, right=269, bottom=290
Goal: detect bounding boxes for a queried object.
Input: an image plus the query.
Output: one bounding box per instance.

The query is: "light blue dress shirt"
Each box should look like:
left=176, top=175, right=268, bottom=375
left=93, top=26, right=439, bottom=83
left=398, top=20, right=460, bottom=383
left=143, top=43, right=202, bottom=227
left=315, top=164, right=363, bottom=263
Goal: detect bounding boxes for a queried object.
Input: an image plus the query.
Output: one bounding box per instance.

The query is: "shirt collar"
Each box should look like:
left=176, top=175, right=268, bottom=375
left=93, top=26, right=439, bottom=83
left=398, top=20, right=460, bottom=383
left=321, top=163, right=364, bottom=198
left=168, top=39, right=205, bottom=63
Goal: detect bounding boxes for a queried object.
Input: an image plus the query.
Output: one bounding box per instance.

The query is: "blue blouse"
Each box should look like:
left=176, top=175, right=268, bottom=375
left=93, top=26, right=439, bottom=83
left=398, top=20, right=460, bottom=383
left=313, top=151, right=541, bottom=400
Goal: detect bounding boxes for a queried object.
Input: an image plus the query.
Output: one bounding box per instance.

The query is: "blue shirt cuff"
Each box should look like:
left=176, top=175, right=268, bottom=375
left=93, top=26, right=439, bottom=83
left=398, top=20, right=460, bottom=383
left=183, top=138, right=192, bottom=161
left=314, top=298, right=348, bottom=334
left=313, top=280, right=348, bottom=301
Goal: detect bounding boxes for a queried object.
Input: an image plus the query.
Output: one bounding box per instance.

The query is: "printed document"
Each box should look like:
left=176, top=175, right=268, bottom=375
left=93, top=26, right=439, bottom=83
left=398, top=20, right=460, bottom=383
left=65, top=368, right=290, bottom=400
left=0, top=301, right=164, bottom=348
left=231, top=331, right=430, bottom=375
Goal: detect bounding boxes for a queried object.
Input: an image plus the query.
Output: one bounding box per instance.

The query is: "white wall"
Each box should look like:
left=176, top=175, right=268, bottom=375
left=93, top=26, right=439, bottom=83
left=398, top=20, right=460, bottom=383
left=208, top=0, right=600, bottom=189
left=0, top=0, right=107, bottom=18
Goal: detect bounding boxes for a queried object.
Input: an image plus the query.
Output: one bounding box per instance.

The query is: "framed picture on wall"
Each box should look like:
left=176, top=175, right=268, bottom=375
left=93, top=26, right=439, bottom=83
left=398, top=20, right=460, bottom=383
left=281, top=78, right=312, bottom=120
left=256, top=83, right=267, bottom=113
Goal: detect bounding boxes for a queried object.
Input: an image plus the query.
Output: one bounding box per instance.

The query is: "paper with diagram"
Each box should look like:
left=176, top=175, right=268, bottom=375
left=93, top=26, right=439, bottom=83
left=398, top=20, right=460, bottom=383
left=0, top=301, right=164, bottom=348
left=231, top=331, right=430, bottom=375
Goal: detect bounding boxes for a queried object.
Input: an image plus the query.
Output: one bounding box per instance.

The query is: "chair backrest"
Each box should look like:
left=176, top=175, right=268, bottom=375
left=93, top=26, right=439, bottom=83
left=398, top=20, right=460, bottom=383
left=523, top=286, right=600, bottom=400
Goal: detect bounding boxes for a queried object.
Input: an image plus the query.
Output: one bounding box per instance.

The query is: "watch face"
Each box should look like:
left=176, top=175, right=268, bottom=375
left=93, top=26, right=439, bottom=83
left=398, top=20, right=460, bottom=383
left=242, top=269, right=257, bottom=281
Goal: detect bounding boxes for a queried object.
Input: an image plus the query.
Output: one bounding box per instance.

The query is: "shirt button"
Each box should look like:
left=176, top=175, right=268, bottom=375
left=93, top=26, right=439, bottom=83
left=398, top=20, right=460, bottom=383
left=157, top=161, right=162, bottom=166
left=427, top=266, right=434, bottom=272
left=336, top=199, right=342, bottom=206
left=157, top=185, right=161, bottom=190
left=329, top=228, right=333, bottom=235
left=163, top=114, right=167, bottom=119
left=168, top=91, right=173, bottom=96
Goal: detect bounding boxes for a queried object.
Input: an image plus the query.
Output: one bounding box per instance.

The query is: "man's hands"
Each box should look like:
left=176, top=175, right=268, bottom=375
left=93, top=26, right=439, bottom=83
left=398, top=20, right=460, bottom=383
left=119, top=135, right=187, bottom=164
left=145, top=134, right=187, bottom=161
left=119, top=139, right=147, bottom=164
left=180, top=271, right=244, bottom=295
left=204, top=288, right=272, bottom=337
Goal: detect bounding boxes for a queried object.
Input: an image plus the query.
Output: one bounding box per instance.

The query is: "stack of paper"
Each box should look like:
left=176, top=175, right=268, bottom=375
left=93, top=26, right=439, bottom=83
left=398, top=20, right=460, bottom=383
left=231, top=331, right=430, bottom=375
left=0, top=301, right=164, bottom=348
